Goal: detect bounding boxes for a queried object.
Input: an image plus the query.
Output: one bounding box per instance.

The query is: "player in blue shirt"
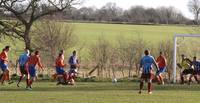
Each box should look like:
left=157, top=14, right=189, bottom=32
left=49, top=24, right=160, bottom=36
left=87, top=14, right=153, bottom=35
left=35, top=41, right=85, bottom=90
left=68, top=50, right=79, bottom=85
left=189, top=56, right=200, bottom=84
left=139, top=50, right=158, bottom=94
left=16, top=49, right=30, bottom=87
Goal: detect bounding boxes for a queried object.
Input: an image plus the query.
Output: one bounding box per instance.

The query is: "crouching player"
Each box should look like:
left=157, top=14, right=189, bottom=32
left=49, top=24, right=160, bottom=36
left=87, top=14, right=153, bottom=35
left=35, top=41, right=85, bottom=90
left=0, top=46, right=13, bottom=85
left=177, top=54, right=193, bottom=84
left=17, top=48, right=30, bottom=87
left=55, top=50, right=68, bottom=85
left=189, top=56, right=200, bottom=84
left=68, top=50, right=79, bottom=85
left=156, top=52, right=167, bottom=85
left=139, top=50, right=159, bottom=94
left=26, top=51, right=44, bottom=90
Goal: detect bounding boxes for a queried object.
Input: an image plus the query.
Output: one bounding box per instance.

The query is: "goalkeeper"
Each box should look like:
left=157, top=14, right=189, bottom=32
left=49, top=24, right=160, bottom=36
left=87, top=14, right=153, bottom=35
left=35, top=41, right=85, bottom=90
left=177, top=54, right=193, bottom=84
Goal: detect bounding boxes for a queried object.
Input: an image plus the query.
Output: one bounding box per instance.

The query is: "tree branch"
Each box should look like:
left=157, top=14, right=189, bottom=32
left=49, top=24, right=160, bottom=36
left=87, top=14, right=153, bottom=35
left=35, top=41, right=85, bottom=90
left=0, top=20, right=24, bottom=38
left=1, top=1, right=28, bottom=24
left=33, top=0, right=76, bottom=21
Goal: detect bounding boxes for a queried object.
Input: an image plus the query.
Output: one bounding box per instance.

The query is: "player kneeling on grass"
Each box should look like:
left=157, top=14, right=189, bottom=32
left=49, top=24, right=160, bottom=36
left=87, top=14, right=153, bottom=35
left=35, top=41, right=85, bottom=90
left=177, top=54, right=193, bottom=85
left=26, top=51, right=44, bottom=90
left=16, top=48, right=30, bottom=87
left=0, top=46, right=13, bottom=85
left=156, top=52, right=167, bottom=85
left=189, top=56, right=200, bottom=84
left=139, top=50, right=159, bottom=94
left=68, top=50, right=79, bottom=85
left=55, top=50, right=68, bottom=85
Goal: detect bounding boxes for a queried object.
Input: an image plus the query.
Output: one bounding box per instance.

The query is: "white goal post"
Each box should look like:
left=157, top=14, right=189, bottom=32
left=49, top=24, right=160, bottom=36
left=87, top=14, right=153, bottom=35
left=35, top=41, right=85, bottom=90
left=173, top=34, right=200, bottom=83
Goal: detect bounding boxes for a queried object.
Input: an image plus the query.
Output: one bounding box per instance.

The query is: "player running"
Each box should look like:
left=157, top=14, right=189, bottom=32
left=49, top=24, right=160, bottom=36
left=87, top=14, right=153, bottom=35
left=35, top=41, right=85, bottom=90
left=55, top=50, right=68, bottom=85
left=177, top=54, right=193, bottom=84
left=139, top=50, right=159, bottom=94
left=156, top=52, right=167, bottom=85
left=26, top=51, right=44, bottom=90
left=16, top=48, right=30, bottom=87
left=68, top=50, right=79, bottom=85
left=0, top=46, right=13, bottom=85
left=189, top=56, right=200, bottom=84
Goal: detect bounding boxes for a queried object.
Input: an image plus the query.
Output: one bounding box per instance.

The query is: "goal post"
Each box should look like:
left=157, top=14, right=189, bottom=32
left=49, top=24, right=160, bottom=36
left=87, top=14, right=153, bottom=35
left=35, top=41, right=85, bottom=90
left=173, top=34, right=200, bottom=83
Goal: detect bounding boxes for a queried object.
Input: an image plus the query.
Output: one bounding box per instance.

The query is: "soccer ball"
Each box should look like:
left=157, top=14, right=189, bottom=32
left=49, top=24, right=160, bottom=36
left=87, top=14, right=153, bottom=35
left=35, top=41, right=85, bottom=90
left=112, top=78, right=117, bottom=83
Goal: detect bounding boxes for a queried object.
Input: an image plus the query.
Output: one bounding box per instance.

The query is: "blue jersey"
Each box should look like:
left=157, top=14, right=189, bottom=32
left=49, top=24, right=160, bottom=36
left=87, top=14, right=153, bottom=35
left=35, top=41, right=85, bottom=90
left=19, top=53, right=29, bottom=66
left=68, top=55, right=78, bottom=65
left=193, top=61, right=200, bottom=70
left=140, top=55, right=157, bottom=74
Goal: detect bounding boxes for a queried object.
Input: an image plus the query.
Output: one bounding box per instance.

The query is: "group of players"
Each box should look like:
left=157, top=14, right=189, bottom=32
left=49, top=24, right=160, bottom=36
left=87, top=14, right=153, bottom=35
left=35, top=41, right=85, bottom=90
left=139, top=50, right=200, bottom=94
left=0, top=46, right=79, bottom=90
left=0, top=45, right=199, bottom=93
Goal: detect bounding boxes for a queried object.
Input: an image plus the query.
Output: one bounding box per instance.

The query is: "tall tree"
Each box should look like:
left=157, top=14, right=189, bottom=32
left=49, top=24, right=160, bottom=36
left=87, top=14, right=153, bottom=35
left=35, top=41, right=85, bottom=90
left=188, top=0, right=200, bottom=24
left=0, top=0, right=80, bottom=50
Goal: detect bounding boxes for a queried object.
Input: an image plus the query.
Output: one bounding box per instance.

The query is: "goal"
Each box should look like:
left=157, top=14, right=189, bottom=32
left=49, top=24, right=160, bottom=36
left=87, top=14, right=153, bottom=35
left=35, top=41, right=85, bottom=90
left=173, top=34, right=200, bottom=83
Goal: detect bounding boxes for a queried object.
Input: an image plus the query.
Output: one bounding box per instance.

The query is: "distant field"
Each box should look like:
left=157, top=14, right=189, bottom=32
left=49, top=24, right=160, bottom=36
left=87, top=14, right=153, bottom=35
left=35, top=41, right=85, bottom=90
left=0, top=23, right=199, bottom=60
left=73, top=23, right=198, bottom=45
left=0, top=82, right=200, bottom=103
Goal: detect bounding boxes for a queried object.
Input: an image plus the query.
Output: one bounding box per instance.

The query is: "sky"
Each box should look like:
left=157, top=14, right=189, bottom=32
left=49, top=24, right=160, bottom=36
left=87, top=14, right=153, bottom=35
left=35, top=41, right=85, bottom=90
left=79, top=0, right=193, bottom=19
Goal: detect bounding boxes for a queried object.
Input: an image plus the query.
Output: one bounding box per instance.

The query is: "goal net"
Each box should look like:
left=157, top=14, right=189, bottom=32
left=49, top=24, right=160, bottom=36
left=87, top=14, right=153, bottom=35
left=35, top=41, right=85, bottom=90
left=173, top=34, right=200, bottom=83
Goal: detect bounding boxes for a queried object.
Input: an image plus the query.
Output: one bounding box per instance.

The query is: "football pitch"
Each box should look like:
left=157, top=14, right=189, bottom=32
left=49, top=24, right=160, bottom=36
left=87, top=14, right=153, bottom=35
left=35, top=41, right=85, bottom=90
left=0, top=82, right=199, bottom=103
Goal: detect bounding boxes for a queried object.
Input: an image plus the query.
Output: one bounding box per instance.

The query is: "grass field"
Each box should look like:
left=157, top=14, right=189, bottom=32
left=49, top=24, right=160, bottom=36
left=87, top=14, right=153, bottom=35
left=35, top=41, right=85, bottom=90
left=0, top=23, right=199, bottom=60
left=73, top=23, right=198, bottom=45
left=0, top=82, right=200, bottom=103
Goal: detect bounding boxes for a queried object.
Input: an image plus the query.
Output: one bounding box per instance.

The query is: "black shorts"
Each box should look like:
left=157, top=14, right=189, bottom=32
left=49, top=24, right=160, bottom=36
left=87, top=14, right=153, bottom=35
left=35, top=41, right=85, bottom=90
left=182, top=69, right=194, bottom=75
left=68, top=68, right=77, bottom=74
left=19, top=65, right=28, bottom=75
left=193, top=70, right=200, bottom=75
left=141, top=73, right=154, bottom=80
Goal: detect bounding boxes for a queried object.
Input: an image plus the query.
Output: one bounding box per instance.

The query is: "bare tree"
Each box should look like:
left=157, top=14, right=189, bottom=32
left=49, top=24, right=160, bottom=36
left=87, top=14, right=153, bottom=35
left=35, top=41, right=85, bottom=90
left=126, top=6, right=147, bottom=23
left=32, top=21, right=76, bottom=65
left=0, top=0, right=81, bottom=50
left=89, top=36, right=112, bottom=78
left=188, top=0, right=200, bottom=24
left=95, top=2, right=123, bottom=22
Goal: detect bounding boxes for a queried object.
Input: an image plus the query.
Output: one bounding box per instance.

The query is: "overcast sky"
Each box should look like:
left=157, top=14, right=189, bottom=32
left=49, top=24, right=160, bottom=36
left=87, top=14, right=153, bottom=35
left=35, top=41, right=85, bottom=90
left=79, top=0, right=193, bottom=19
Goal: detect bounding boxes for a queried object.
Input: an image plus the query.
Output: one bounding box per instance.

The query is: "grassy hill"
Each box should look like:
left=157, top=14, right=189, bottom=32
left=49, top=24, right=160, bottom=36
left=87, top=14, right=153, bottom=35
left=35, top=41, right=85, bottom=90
left=0, top=23, right=199, bottom=62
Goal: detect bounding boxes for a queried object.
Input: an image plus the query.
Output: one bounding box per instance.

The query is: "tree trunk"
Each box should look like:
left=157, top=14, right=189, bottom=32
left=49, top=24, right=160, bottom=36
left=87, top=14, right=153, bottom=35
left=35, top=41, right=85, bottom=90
left=24, top=25, right=32, bottom=51
left=112, top=66, right=116, bottom=78
left=197, top=14, right=199, bottom=25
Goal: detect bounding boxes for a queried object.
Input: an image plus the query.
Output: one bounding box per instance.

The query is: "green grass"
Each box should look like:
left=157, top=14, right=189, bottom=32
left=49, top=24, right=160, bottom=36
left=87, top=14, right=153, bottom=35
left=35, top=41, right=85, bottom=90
left=0, top=82, right=200, bottom=103
left=73, top=23, right=199, bottom=59
left=73, top=23, right=198, bottom=45
left=1, top=23, right=199, bottom=61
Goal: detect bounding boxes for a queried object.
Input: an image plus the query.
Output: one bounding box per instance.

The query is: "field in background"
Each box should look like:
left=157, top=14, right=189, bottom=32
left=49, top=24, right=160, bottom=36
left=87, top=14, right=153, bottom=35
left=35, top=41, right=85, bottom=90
left=0, top=82, right=200, bottom=103
left=74, top=23, right=197, bottom=44
left=0, top=23, right=199, bottom=63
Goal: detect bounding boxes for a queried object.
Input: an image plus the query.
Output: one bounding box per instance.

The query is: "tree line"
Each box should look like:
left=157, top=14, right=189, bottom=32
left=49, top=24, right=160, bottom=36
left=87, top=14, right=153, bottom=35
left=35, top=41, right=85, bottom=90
left=0, top=2, right=196, bottom=25
left=64, top=3, right=190, bottom=24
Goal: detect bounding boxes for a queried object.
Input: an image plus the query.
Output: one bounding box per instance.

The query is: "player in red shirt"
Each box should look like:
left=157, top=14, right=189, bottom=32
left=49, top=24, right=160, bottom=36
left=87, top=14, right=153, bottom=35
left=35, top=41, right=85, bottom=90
left=55, top=50, right=68, bottom=85
left=156, top=52, right=167, bottom=85
left=26, top=51, right=44, bottom=90
left=0, top=46, right=13, bottom=85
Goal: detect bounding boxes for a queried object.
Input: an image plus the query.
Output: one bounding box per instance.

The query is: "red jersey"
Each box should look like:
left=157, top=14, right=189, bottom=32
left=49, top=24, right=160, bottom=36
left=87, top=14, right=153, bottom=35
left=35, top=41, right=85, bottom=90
left=27, top=55, right=43, bottom=68
left=0, top=51, right=8, bottom=63
left=156, top=55, right=167, bottom=68
left=55, top=55, right=66, bottom=68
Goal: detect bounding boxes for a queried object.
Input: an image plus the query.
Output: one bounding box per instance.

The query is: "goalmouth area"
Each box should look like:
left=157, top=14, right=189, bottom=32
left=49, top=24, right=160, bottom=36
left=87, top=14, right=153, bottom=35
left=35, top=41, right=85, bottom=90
left=173, top=34, right=200, bottom=83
